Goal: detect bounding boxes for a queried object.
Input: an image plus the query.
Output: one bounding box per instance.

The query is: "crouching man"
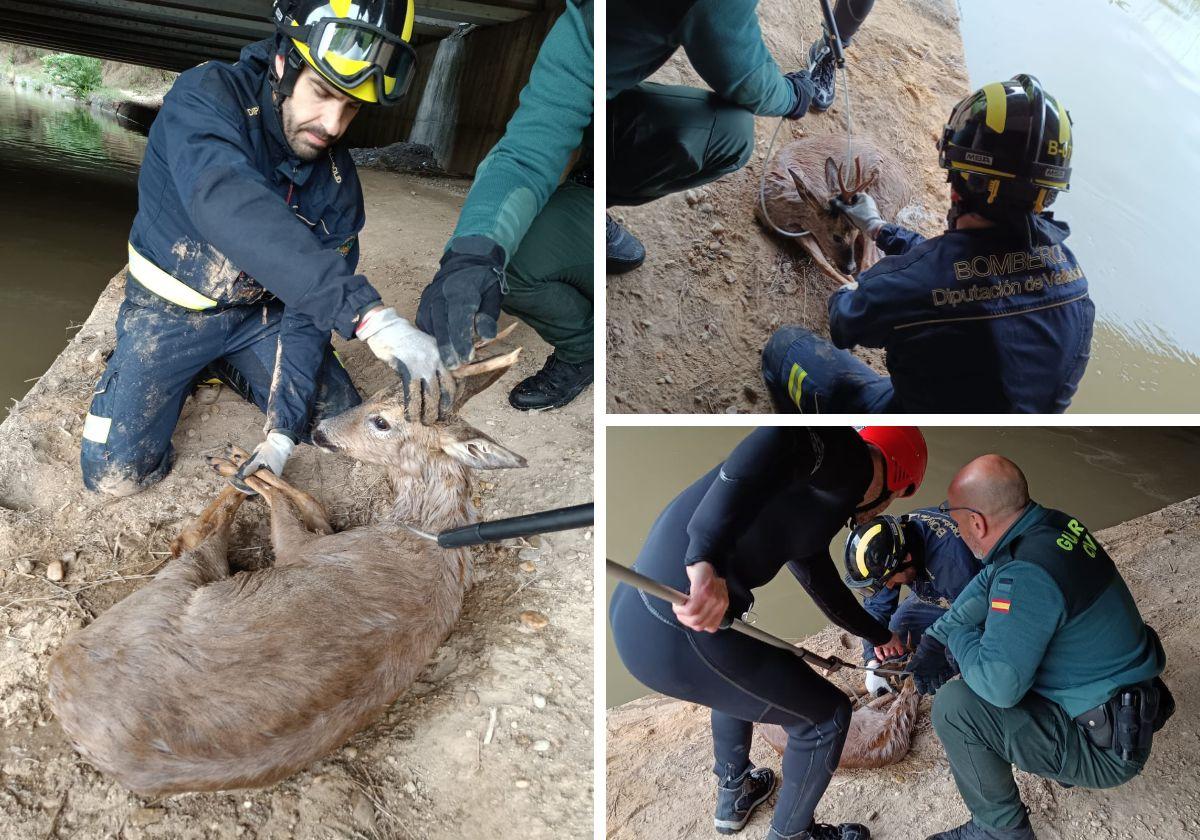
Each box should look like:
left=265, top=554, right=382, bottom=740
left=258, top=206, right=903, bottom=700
left=842, top=507, right=980, bottom=695
left=908, top=455, right=1173, bottom=839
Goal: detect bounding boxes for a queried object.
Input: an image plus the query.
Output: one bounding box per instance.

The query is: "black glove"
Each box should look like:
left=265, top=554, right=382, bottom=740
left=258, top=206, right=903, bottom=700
left=783, top=70, right=816, bottom=120
left=907, top=634, right=955, bottom=696
left=416, top=235, right=506, bottom=369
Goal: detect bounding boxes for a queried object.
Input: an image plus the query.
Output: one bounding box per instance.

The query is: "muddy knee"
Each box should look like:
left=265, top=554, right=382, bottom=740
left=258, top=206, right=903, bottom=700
left=81, top=453, right=170, bottom=497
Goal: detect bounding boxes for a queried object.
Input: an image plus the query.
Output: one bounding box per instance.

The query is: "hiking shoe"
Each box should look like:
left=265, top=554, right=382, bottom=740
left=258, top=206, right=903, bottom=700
left=766, top=821, right=871, bottom=840
left=925, top=817, right=1037, bottom=840
left=606, top=214, right=645, bottom=274
left=508, top=354, right=593, bottom=411
left=714, top=766, right=775, bottom=834
left=807, top=35, right=839, bottom=112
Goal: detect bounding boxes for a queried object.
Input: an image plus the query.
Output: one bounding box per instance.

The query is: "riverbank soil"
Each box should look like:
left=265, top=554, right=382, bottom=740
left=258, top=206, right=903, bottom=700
left=607, top=497, right=1200, bottom=839
left=605, top=0, right=968, bottom=412
left=0, top=169, right=593, bottom=839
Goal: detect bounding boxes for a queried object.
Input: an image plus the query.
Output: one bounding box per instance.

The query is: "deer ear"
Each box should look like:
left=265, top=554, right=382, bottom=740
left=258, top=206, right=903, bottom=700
left=438, top=421, right=527, bottom=470
left=824, top=156, right=840, bottom=193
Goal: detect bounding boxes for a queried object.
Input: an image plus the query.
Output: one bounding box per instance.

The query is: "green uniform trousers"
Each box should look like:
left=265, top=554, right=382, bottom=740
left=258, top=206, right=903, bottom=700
left=607, top=83, right=755, bottom=206
left=502, top=178, right=593, bottom=364
left=933, top=680, right=1146, bottom=830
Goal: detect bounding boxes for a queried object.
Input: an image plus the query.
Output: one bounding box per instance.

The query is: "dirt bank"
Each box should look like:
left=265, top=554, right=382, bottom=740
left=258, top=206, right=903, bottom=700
left=0, top=168, right=593, bottom=839
left=607, top=496, right=1200, bottom=839
left=605, top=0, right=968, bottom=413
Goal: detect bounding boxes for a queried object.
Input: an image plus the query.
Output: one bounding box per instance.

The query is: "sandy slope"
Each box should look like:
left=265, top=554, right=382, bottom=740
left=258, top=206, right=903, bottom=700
left=0, top=168, right=593, bottom=840
left=606, top=497, right=1200, bottom=840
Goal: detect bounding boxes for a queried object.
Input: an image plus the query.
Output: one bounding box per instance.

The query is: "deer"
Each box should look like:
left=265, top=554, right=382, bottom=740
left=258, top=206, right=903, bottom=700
left=46, top=340, right=527, bottom=797
left=758, top=134, right=913, bottom=284
left=758, top=678, right=920, bottom=770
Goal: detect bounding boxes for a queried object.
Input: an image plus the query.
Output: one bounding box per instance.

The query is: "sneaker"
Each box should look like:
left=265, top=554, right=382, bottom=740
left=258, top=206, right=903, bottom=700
left=767, top=821, right=871, bottom=840
left=714, top=766, right=775, bottom=834
left=807, top=35, right=839, bottom=113
left=925, top=816, right=1037, bottom=840
left=606, top=214, right=645, bottom=274
left=507, top=354, right=593, bottom=411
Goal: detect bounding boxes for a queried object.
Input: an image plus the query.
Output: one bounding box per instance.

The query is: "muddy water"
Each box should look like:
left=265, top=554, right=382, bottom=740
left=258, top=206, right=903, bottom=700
left=957, top=0, right=1200, bottom=411
left=0, top=85, right=146, bottom=409
left=606, top=426, right=1200, bottom=706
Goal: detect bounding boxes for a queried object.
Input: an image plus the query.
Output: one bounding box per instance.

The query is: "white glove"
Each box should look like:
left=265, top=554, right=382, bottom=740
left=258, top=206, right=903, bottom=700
left=232, top=430, right=295, bottom=494
left=864, top=659, right=894, bottom=697
left=832, top=194, right=885, bottom=239
left=356, top=306, right=452, bottom=422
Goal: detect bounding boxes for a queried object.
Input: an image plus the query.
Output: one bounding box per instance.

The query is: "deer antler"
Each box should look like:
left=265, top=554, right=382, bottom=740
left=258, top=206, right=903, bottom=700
left=835, top=156, right=879, bottom=204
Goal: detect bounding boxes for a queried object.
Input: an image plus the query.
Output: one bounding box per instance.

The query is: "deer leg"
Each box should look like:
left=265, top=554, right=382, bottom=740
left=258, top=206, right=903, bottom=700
left=170, top=486, right=247, bottom=558
left=210, top=447, right=334, bottom=535
left=162, top=485, right=245, bottom=585
left=796, top=236, right=856, bottom=287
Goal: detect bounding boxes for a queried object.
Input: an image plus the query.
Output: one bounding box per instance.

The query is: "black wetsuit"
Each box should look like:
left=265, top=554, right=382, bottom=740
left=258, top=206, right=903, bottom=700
left=609, top=427, right=891, bottom=836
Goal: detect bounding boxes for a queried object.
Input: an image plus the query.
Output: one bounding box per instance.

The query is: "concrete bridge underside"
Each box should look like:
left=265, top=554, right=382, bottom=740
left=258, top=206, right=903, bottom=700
left=0, top=0, right=550, bottom=71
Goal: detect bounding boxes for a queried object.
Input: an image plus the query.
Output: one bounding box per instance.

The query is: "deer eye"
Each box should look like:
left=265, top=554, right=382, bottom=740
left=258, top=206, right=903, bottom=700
left=370, top=415, right=391, bottom=432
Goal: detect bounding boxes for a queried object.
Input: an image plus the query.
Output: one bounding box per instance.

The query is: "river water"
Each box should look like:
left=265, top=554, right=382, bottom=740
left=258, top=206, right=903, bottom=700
left=957, top=0, right=1200, bottom=410
left=606, top=426, right=1200, bottom=706
left=0, top=84, right=146, bottom=410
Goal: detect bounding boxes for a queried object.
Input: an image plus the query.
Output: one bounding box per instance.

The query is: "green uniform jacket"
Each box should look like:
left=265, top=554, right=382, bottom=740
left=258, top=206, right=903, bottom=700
left=927, top=503, right=1164, bottom=717
left=448, top=0, right=593, bottom=264
left=607, top=0, right=797, bottom=116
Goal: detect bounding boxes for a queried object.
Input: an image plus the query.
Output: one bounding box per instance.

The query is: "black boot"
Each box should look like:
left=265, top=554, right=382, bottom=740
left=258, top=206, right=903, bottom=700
left=807, top=34, right=839, bottom=113
left=508, top=354, right=593, bottom=411
left=606, top=214, right=645, bottom=274
left=766, top=820, right=871, bottom=840
left=925, top=816, right=1037, bottom=840
left=713, top=766, right=775, bottom=834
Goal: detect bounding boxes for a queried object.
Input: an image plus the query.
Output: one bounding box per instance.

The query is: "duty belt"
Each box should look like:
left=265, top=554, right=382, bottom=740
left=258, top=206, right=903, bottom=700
left=1074, top=676, right=1174, bottom=760
left=127, top=242, right=218, bottom=310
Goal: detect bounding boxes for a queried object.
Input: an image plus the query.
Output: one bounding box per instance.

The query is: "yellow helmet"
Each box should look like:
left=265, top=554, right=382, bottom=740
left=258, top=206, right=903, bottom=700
left=272, top=0, right=418, bottom=105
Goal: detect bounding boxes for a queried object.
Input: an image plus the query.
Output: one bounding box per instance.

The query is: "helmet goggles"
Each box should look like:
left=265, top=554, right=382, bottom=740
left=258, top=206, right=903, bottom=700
left=281, top=14, right=417, bottom=104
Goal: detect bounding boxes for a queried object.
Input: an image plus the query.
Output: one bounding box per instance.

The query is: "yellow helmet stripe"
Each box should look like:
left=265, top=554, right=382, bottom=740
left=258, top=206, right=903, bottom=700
left=950, top=161, right=1015, bottom=179
left=856, top=523, right=884, bottom=579
left=330, top=0, right=352, bottom=16
left=1056, top=98, right=1070, bottom=146
left=982, top=82, right=1007, bottom=133
left=403, top=0, right=414, bottom=41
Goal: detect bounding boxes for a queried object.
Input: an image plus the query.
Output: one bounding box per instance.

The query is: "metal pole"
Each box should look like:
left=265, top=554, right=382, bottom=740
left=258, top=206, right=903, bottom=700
left=438, top=503, right=593, bottom=548
left=817, top=0, right=846, bottom=67
left=606, top=559, right=908, bottom=677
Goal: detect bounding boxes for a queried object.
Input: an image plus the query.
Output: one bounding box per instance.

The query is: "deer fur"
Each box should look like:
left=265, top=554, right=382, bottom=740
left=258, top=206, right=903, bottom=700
left=758, top=679, right=920, bottom=770
left=47, top=350, right=526, bottom=796
left=758, top=134, right=913, bottom=283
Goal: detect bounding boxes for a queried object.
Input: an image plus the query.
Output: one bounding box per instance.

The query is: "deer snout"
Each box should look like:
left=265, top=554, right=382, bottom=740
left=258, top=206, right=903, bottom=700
left=311, top=426, right=338, bottom=453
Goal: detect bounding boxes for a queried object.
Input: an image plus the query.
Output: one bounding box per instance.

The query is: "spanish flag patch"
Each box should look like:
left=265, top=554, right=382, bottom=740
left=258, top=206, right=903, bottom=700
left=991, top=599, right=1012, bottom=613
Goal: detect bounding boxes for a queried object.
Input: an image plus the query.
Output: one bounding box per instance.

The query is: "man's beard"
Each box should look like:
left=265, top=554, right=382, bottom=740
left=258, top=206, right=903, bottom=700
left=281, top=104, right=336, bottom=161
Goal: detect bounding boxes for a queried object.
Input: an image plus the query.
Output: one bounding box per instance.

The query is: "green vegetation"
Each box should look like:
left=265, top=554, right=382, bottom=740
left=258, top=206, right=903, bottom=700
left=40, top=53, right=103, bottom=99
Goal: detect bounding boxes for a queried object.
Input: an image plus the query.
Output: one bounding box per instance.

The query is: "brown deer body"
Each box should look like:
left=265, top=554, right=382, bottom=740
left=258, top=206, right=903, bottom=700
left=758, top=134, right=913, bottom=282
left=758, top=679, right=920, bottom=770
left=47, top=353, right=526, bottom=796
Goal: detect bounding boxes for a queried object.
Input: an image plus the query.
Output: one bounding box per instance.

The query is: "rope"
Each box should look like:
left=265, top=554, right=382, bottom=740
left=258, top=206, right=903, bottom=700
left=757, top=44, right=856, bottom=240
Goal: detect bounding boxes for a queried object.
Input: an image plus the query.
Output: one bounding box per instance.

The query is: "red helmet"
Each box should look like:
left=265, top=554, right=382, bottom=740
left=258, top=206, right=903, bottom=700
left=857, top=427, right=927, bottom=497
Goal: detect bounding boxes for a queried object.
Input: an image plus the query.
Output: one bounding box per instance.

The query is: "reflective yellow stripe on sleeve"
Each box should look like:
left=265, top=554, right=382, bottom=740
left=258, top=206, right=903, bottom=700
left=127, top=243, right=218, bottom=311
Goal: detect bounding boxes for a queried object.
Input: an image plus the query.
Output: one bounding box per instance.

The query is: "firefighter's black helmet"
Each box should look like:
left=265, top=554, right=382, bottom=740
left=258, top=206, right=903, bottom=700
left=938, top=74, right=1072, bottom=214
